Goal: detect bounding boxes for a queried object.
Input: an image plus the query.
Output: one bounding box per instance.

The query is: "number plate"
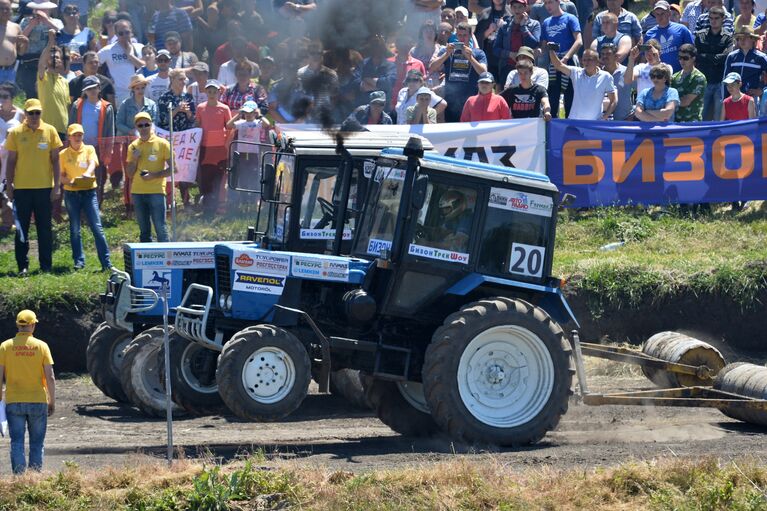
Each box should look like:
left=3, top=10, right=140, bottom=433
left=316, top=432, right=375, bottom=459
left=509, top=243, right=545, bottom=278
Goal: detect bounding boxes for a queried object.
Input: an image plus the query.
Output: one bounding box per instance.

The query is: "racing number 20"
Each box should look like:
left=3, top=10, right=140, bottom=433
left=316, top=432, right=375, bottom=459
left=509, top=243, right=545, bottom=278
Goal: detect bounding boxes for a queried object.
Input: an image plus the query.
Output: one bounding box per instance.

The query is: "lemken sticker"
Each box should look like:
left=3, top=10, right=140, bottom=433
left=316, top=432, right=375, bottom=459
left=408, top=244, right=469, bottom=265
left=232, top=271, right=285, bottom=295
left=488, top=188, right=553, bottom=217
left=367, top=238, right=392, bottom=256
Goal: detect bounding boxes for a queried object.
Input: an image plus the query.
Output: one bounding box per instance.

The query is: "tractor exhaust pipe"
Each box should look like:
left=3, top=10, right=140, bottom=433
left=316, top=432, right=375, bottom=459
left=332, top=135, right=353, bottom=256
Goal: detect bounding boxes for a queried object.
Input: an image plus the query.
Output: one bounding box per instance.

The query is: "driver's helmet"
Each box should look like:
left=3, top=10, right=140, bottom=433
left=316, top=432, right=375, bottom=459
left=439, top=190, right=466, bottom=220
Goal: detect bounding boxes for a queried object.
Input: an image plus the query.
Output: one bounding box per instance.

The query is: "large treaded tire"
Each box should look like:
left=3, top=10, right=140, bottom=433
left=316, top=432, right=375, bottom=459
left=216, top=325, right=311, bottom=421
left=167, top=333, right=227, bottom=416
left=423, top=297, right=573, bottom=446
left=331, top=369, right=372, bottom=409
left=86, top=322, right=133, bottom=403
left=363, top=376, right=439, bottom=437
left=120, top=326, right=185, bottom=417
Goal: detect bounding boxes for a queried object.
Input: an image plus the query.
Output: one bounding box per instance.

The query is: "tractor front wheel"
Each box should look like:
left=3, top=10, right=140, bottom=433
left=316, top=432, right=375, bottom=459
left=216, top=325, right=311, bottom=421
left=86, top=322, right=132, bottom=403
left=363, top=376, right=439, bottom=437
left=167, top=334, right=227, bottom=416
left=423, top=298, right=573, bottom=446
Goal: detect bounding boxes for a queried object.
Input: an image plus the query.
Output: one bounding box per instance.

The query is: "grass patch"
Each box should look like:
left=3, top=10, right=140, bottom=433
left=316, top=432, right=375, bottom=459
left=0, top=456, right=765, bottom=510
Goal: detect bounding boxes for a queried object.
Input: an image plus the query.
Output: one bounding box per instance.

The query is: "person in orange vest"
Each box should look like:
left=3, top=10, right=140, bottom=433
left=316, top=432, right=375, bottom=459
left=68, top=75, right=115, bottom=204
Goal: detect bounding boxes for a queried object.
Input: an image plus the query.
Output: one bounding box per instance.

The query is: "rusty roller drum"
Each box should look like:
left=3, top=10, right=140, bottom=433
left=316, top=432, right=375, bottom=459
left=714, top=363, right=767, bottom=426
left=641, top=331, right=726, bottom=388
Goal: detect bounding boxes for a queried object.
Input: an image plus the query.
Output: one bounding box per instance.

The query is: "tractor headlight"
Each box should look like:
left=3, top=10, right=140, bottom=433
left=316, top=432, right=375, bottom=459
left=226, top=295, right=233, bottom=310
left=219, top=294, right=227, bottom=309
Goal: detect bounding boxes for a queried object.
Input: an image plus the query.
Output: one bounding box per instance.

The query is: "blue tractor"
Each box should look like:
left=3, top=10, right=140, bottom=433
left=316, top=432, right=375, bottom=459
left=176, top=139, right=581, bottom=444
left=91, top=130, right=431, bottom=417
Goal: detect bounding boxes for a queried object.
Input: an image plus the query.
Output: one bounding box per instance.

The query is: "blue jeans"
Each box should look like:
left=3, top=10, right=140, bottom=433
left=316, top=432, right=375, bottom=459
left=702, top=83, right=723, bottom=121
left=64, top=189, right=112, bottom=269
left=0, top=63, right=17, bottom=84
left=132, top=193, right=169, bottom=242
left=7, top=402, right=48, bottom=474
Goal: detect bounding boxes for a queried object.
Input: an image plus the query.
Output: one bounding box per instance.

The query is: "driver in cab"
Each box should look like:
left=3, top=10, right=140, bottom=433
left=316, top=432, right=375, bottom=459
left=433, top=189, right=472, bottom=252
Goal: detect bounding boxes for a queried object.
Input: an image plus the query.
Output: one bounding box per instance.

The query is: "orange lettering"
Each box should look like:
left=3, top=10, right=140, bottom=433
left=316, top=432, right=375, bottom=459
left=563, top=140, right=605, bottom=185
left=712, top=135, right=754, bottom=179
left=663, top=138, right=705, bottom=182
left=612, top=139, right=655, bottom=183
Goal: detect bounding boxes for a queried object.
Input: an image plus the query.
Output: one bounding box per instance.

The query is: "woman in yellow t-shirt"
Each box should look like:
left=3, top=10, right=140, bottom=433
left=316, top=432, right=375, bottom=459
left=60, top=123, right=112, bottom=271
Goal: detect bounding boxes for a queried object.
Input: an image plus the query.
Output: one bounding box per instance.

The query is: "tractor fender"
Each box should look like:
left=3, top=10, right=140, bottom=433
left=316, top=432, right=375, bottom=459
left=445, top=273, right=579, bottom=328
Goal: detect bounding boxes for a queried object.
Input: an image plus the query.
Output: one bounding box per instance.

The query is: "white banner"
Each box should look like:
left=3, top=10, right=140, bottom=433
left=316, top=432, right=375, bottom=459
left=278, top=119, right=546, bottom=174
left=154, top=127, right=202, bottom=183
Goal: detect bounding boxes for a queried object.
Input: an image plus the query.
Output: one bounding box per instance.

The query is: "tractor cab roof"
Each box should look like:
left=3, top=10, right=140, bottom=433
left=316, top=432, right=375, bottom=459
left=380, top=148, right=558, bottom=194
left=279, top=130, right=434, bottom=157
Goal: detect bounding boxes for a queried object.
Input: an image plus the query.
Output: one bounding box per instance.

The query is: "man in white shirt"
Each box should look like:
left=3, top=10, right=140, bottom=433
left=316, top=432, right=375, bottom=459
left=549, top=47, right=616, bottom=119
left=146, top=49, right=171, bottom=102
left=96, top=19, right=143, bottom=103
left=503, top=46, right=549, bottom=89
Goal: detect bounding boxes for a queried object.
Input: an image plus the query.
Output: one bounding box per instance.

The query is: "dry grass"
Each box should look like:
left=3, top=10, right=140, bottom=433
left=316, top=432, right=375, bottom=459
left=0, top=454, right=765, bottom=510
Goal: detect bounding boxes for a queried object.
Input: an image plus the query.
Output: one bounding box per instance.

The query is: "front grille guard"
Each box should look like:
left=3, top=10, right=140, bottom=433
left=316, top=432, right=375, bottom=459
left=105, top=268, right=160, bottom=331
left=174, top=284, right=222, bottom=351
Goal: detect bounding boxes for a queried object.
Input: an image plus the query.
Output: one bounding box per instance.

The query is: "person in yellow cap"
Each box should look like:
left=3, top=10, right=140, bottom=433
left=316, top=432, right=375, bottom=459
left=125, top=111, right=172, bottom=242
left=4, top=96, right=63, bottom=276
left=0, top=309, right=55, bottom=474
left=60, top=123, right=112, bottom=271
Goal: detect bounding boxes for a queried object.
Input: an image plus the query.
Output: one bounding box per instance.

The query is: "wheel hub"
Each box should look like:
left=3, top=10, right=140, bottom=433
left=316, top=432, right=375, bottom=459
left=242, top=347, right=295, bottom=404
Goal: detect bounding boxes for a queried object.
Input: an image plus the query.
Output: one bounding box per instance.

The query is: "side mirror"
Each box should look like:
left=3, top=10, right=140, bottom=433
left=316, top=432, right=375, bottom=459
left=227, top=151, right=241, bottom=190
left=411, top=175, right=429, bottom=210
left=559, top=193, right=576, bottom=209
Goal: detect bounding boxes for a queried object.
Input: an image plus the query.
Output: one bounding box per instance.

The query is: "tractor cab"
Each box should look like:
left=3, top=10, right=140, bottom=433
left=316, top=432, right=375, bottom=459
left=352, top=147, right=576, bottom=328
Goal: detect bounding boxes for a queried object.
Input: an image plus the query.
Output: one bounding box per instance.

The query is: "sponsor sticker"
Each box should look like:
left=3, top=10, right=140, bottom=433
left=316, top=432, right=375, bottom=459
left=141, top=269, right=172, bottom=293
left=134, top=248, right=215, bottom=269
left=299, top=228, right=353, bottom=240
left=232, top=271, right=285, bottom=295
left=375, top=166, right=405, bottom=182
left=134, top=250, right=167, bottom=268
left=408, top=244, right=470, bottom=265
left=363, top=159, right=376, bottom=178
left=367, top=238, right=392, bottom=256
left=291, top=256, right=350, bottom=282
left=488, top=188, right=553, bottom=218
left=231, top=249, right=290, bottom=276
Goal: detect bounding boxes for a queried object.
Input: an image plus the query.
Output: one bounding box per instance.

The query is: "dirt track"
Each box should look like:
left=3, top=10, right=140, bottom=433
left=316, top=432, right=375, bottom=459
left=1, top=372, right=764, bottom=476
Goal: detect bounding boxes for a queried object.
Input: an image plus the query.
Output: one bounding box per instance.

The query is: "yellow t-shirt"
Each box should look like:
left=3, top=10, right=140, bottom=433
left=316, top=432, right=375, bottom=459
left=0, top=333, right=53, bottom=404
left=4, top=122, right=63, bottom=189
left=126, top=134, right=172, bottom=195
left=37, top=72, right=69, bottom=134
left=60, top=145, right=99, bottom=191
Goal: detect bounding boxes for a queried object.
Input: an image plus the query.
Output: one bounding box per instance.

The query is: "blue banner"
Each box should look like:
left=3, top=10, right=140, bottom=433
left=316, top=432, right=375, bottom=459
left=547, top=119, right=767, bottom=207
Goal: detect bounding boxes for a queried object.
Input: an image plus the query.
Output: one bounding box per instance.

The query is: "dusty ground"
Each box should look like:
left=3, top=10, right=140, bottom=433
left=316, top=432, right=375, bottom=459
left=2, top=371, right=764, bottom=476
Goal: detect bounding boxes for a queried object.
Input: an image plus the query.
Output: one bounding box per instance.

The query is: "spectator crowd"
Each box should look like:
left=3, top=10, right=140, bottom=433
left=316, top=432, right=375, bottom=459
left=0, top=0, right=765, bottom=273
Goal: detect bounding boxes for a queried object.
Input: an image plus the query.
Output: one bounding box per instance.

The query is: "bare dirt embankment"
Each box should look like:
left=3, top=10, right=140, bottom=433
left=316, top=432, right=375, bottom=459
left=17, top=371, right=767, bottom=477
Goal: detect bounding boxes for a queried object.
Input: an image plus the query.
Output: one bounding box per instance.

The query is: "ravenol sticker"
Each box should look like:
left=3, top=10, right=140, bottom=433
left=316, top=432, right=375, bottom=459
left=367, top=238, right=392, bottom=256
left=408, top=244, right=469, bottom=265
left=141, top=269, right=172, bottom=293
left=232, top=271, right=285, bottom=295
left=488, top=188, right=553, bottom=218
left=299, top=228, right=353, bottom=240
left=292, top=256, right=350, bottom=282
left=232, top=249, right=290, bottom=276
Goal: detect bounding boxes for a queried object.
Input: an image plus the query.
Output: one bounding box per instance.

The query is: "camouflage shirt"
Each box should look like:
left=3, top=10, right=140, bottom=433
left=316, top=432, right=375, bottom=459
left=671, top=68, right=707, bottom=122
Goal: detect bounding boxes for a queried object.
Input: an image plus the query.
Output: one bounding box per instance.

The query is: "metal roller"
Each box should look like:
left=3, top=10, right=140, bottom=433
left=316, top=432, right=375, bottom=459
left=641, top=331, right=726, bottom=387
left=714, top=363, right=767, bottom=426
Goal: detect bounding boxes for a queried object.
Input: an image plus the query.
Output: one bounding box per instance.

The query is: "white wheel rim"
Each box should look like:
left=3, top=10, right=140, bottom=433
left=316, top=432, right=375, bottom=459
left=397, top=381, right=430, bottom=413
left=138, top=344, right=164, bottom=398
left=111, top=334, right=133, bottom=374
left=241, top=347, right=296, bottom=404
left=181, top=343, right=218, bottom=394
left=457, top=325, right=554, bottom=428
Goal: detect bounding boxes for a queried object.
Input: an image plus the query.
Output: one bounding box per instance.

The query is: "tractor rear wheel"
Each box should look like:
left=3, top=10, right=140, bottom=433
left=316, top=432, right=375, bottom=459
left=363, top=376, right=439, bottom=436
left=216, top=325, right=311, bottom=421
left=167, top=334, right=227, bottom=416
left=331, top=369, right=372, bottom=409
left=120, top=326, right=184, bottom=417
left=423, top=297, right=573, bottom=446
left=86, top=322, right=132, bottom=403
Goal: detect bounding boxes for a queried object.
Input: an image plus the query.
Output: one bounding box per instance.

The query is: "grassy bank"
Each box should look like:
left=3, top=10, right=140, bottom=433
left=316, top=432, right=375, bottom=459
left=1, top=455, right=765, bottom=510
left=2, top=193, right=767, bottom=314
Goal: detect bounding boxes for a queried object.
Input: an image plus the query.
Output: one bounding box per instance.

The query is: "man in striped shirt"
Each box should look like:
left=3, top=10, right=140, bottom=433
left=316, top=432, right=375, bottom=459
left=147, top=0, right=193, bottom=51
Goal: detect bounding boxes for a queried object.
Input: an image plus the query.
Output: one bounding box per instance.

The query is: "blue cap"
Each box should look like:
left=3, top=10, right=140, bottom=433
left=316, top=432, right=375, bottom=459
left=478, top=71, right=495, bottom=83
left=240, top=100, right=258, bottom=112
left=205, top=79, right=221, bottom=90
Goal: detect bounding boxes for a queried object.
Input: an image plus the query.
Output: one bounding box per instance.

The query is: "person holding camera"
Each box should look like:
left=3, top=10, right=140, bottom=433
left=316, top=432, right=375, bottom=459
left=18, top=1, right=62, bottom=100
left=540, top=0, right=582, bottom=118
left=429, top=21, right=489, bottom=122
left=125, top=111, right=172, bottom=242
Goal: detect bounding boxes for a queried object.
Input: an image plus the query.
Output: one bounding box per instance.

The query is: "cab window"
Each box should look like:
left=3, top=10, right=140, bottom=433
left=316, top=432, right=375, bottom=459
left=411, top=182, right=477, bottom=257
left=477, top=187, right=554, bottom=279
left=267, top=154, right=295, bottom=242
left=355, top=161, right=406, bottom=257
